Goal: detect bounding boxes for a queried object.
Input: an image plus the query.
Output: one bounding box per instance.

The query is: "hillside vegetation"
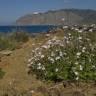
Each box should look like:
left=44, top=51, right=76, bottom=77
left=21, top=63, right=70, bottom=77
left=0, top=32, right=29, bottom=50
left=16, top=9, right=96, bottom=25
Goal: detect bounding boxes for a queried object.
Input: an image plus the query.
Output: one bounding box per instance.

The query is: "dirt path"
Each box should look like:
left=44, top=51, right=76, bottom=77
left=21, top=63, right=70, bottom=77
left=0, top=39, right=43, bottom=92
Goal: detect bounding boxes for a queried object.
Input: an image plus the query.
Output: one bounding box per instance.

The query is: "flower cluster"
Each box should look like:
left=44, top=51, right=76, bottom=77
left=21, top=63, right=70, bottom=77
left=27, top=25, right=96, bottom=82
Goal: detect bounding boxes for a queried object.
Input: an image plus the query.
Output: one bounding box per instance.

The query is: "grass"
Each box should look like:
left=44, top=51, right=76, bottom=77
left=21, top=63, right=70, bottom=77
left=0, top=37, right=46, bottom=96
left=0, top=31, right=29, bottom=50
left=0, top=68, right=5, bottom=79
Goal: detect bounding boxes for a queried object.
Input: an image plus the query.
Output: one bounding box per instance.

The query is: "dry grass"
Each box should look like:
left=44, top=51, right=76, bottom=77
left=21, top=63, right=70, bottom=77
left=0, top=38, right=44, bottom=93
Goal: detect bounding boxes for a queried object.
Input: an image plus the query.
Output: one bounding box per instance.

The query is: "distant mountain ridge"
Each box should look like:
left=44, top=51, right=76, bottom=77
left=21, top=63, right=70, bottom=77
left=16, top=9, right=96, bottom=25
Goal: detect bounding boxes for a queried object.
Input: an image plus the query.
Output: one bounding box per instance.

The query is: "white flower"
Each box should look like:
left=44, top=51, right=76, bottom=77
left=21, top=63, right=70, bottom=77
left=75, top=62, right=79, bottom=65
left=59, top=51, right=63, bottom=57
left=42, top=45, right=48, bottom=49
left=82, top=50, right=85, bottom=53
left=89, top=29, right=93, bottom=32
left=35, top=48, right=39, bottom=51
left=74, top=71, right=79, bottom=76
left=89, top=58, right=91, bottom=62
left=87, top=38, right=90, bottom=41
left=63, top=26, right=68, bottom=29
left=48, top=57, right=55, bottom=63
left=28, top=58, right=32, bottom=62
left=64, top=52, right=67, bottom=56
left=78, top=30, right=83, bottom=33
left=30, top=62, right=33, bottom=65
left=41, top=55, right=44, bottom=58
left=80, top=65, right=83, bottom=71
left=47, top=40, right=52, bottom=45
left=76, top=52, right=81, bottom=56
left=56, top=49, right=59, bottom=52
left=92, top=65, right=95, bottom=68
left=51, top=52, right=55, bottom=57
left=42, top=66, right=45, bottom=70
left=78, top=36, right=82, bottom=40
left=55, top=68, right=59, bottom=72
left=71, top=27, right=74, bottom=30
left=76, top=76, right=79, bottom=80
left=89, top=43, right=92, bottom=47
left=37, top=66, right=42, bottom=70
left=82, top=47, right=86, bottom=50
left=82, top=47, right=86, bottom=52
left=66, top=40, right=70, bottom=44
left=55, top=56, right=61, bottom=60
left=68, top=33, right=71, bottom=36
left=75, top=28, right=79, bottom=31
left=38, top=63, right=41, bottom=66
left=38, top=52, right=41, bottom=55
left=64, top=36, right=67, bottom=39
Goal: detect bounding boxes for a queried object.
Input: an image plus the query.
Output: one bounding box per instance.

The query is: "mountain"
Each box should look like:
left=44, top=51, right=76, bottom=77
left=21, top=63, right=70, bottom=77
left=16, top=9, right=96, bottom=25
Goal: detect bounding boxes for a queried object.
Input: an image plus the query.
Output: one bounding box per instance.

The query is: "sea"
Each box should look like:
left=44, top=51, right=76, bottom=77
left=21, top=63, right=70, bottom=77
left=0, top=25, right=57, bottom=33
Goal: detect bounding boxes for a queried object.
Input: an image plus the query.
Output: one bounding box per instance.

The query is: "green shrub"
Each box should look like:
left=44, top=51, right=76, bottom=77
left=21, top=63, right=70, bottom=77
left=0, top=32, right=29, bottom=50
left=0, top=68, right=5, bottom=79
left=0, top=37, right=10, bottom=50
left=28, top=29, right=96, bottom=82
left=11, top=32, right=29, bottom=43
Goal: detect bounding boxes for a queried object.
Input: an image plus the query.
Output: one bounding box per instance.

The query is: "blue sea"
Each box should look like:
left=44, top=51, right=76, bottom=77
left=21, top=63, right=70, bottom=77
left=0, top=25, right=57, bottom=33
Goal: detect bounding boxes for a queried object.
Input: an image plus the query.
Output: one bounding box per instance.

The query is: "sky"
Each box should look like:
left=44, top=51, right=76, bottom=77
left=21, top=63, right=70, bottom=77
left=0, top=0, right=96, bottom=24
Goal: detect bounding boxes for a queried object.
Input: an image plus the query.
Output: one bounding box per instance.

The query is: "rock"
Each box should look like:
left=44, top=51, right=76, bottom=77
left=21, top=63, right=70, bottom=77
left=0, top=50, right=12, bottom=56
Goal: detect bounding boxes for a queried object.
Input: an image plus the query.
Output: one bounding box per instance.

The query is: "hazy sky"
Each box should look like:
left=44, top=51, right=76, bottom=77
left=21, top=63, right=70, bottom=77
left=0, top=0, right=96, bottom=24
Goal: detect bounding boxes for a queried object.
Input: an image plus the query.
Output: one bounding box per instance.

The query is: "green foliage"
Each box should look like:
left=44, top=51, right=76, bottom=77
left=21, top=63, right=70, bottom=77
left=0, top=32, right=29, bottom=50
left=28, top=29, right=96, bottom=82
left=0, top=36, right=17, bottom=50
left=0, top=68, right=5, bottom=79
left=11, top=32, right=29, bottom=43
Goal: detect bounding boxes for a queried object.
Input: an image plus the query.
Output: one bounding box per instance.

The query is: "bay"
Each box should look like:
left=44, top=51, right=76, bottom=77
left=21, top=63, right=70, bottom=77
left=0, top=25, right=56, bottom=33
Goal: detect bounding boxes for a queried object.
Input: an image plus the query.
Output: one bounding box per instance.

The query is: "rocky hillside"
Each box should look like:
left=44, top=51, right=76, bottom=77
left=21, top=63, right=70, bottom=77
left=16, top=9, right=96, bottom=25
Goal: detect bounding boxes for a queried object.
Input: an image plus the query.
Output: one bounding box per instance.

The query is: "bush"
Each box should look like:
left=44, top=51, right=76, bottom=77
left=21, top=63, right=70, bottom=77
left=11, top=32, right=29, bottom=43
left=0, top=37, right=11, bottom=50
left=0, top=32, right=29, bottom=50
left=0, top=68, right=5, bottom=79
left=0, top=37, right=17, bottom=50
left=27, top=29, right=96, bottom=82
